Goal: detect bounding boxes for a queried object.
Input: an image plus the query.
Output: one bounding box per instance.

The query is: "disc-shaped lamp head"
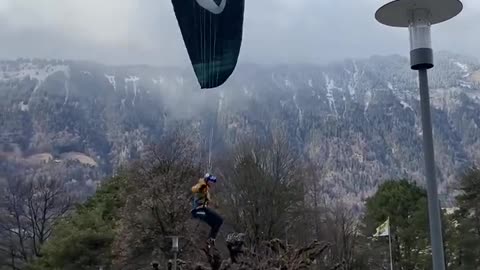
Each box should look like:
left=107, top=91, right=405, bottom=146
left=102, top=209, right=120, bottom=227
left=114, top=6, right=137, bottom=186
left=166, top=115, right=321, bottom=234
left=375, top=0, right=463, bottom=70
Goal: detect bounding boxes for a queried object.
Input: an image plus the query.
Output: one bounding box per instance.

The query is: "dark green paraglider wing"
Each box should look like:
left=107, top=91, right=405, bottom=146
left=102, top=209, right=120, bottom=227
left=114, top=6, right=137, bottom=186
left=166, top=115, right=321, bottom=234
left=171, top=0, right=244, bottom=89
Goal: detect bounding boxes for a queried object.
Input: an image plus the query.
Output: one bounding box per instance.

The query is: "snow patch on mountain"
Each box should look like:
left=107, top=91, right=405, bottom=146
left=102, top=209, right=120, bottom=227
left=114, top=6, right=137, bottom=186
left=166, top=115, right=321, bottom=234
left=323, top=73, right=339, bottom=116
left=125, top=76, right=140, bottom=105
left=64, top=68, right=71, bottom=105
left=105, top=74, right=116, bottom=91
left=453, top=61, right=472, bottom=79
left=459, top=80, right=472, bottom=89
left=364, top=90, right=372, bottom=115
left=454, top=62, right=468, bottom=73
left=293, top=94, right=303, bottom=124
left=285, top=79, right=293, bottom=88
left=81, top=71, right=92, bottom=77
left=152, top=77, right=165, bottom=86
left=0, top=63, right=69, bottom=85
left=218, top=91, right=225, bottom=113
left=349, top=60, right=361, bottom=96
left=0, top=63, right=70, bottom=105
left=430, top=88, right=464, bottom=112
left=19, top=101, right=29, bottom=112
left=400, top=100, right=413, bottom=111
left=348, top=84, right=356, bottom=97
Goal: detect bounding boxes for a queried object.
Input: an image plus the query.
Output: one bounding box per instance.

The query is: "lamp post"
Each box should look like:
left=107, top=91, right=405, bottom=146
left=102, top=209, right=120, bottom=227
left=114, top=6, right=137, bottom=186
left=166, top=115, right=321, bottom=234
left=170, top=236, right=179, bottom=270
left=375, top=1, right=463, bottom=269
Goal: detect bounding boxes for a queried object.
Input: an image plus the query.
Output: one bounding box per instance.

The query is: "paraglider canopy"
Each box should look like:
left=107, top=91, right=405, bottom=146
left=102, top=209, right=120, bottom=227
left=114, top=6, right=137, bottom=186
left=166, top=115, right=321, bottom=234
left=171, top=0, right=245, bottom=89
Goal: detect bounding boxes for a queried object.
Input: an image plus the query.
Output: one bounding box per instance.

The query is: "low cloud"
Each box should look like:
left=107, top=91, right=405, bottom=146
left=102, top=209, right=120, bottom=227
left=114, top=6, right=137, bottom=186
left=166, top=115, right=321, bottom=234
left=0, top=0, right=478, bottom=66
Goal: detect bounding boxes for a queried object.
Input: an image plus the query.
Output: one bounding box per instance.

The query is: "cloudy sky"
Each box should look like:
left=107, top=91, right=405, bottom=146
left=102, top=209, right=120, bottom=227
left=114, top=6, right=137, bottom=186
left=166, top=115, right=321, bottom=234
left=0, top=0, right=478, bottom=67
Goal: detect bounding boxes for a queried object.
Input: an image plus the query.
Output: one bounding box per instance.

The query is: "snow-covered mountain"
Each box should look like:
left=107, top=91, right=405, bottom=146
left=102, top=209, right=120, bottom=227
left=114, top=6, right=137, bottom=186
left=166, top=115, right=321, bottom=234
left=1, top=52, right=479, bottom=202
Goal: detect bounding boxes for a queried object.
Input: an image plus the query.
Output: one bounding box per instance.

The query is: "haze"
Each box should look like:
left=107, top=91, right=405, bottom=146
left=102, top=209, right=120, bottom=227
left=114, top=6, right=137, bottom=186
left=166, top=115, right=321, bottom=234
left=0, top=0, right=479, bottom=66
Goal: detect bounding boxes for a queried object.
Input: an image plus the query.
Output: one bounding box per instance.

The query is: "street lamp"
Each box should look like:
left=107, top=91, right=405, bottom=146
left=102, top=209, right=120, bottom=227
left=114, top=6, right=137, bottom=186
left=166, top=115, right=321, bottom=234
left=375, top=1, right=463, bottom=270
left=169, top=236, right=180, bottom=270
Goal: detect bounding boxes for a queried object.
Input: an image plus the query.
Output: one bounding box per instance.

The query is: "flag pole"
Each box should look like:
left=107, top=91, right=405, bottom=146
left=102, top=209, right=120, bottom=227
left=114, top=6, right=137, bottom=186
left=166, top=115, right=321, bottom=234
left=388, top=217, right=393, bottom=270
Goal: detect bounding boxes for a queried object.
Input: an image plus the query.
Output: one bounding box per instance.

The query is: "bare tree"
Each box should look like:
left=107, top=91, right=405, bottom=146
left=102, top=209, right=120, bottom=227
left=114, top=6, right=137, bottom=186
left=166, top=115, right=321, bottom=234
left=218, top=128, right=303, bottom=247
left=321, top=201, right=361, bottom=270
left=301, top=159, right=328, bottom=242
left=26, top=177, right=72, bottom=257
left=0, top=175, right=72, bottom=269
left=0, top=176, right=29, bottom=270
left=111, top=128, right=204, bottom=270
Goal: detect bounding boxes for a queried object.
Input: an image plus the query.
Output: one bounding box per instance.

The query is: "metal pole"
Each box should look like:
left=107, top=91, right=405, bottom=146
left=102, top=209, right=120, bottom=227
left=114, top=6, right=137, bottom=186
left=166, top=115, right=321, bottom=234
left=418, top=69, right=446, bottom=270
left=173, top=251, right=178, bottom=270
left=388, top=218, right=393, bottom=270
left=285, top=223, right=288, bottom=247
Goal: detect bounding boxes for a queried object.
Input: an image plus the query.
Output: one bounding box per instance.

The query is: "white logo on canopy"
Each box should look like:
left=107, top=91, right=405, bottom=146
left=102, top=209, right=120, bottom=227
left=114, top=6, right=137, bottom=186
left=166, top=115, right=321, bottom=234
left=195, top=0, right=226, bottom=14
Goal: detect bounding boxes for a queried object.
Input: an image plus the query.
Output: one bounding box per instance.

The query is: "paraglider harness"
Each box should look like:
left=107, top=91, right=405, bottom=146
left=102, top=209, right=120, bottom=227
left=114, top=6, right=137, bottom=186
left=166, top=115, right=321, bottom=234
left=191, top=174, right=223, bottom=247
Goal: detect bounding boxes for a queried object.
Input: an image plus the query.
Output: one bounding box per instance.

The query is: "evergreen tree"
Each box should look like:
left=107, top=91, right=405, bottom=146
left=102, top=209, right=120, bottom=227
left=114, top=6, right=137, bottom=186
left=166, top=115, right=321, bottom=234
left=364, top=180, right=430, bottom=270
left=451, top=168, right=480, bottom=268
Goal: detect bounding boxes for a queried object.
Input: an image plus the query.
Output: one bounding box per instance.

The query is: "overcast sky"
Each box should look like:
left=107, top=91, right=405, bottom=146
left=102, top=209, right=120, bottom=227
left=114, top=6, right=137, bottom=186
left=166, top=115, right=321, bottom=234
left=0, top=0, right=479, bottom=67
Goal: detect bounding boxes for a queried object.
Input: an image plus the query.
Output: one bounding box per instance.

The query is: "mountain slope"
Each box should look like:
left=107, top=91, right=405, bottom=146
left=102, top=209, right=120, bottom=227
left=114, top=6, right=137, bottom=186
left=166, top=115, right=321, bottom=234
left=1, top=52, right=479, bottom=202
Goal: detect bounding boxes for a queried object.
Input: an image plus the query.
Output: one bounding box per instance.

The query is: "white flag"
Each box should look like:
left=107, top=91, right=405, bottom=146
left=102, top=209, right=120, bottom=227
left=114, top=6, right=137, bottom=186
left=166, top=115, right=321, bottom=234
left=373, top=217, right=390, bottom=237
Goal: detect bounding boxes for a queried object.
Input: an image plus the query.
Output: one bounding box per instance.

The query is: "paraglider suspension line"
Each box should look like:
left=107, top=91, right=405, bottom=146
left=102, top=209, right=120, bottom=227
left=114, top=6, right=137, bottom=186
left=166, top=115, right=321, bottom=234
left=208, top=125, right=214, bottom=171
left=206, top=94, right=220, bottom=172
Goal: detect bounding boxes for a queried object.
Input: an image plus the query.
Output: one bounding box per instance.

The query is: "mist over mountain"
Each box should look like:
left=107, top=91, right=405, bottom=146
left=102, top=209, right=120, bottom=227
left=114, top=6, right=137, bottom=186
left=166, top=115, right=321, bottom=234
left=1, top=51, right=479, bottom=203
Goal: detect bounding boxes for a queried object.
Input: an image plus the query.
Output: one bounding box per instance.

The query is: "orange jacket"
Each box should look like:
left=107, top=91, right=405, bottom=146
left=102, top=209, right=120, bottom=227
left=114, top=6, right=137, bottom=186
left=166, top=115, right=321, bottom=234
left=192, top=178, right=211, bottom=209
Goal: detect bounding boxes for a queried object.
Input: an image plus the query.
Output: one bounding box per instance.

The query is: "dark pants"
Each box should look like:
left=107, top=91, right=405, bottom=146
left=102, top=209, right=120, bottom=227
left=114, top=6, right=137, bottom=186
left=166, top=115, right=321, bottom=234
left=191, top=207, right=223, bottom=239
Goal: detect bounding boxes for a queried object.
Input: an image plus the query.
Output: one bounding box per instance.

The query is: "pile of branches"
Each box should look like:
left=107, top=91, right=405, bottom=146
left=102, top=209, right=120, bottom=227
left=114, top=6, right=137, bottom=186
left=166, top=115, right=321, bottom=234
left=164, top=233, right=344, bottom=270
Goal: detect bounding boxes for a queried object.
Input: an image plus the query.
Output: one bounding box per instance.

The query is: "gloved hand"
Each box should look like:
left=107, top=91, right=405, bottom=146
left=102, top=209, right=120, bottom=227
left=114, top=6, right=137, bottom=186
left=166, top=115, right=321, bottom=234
left=199, top=184, right=208, bottom=192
